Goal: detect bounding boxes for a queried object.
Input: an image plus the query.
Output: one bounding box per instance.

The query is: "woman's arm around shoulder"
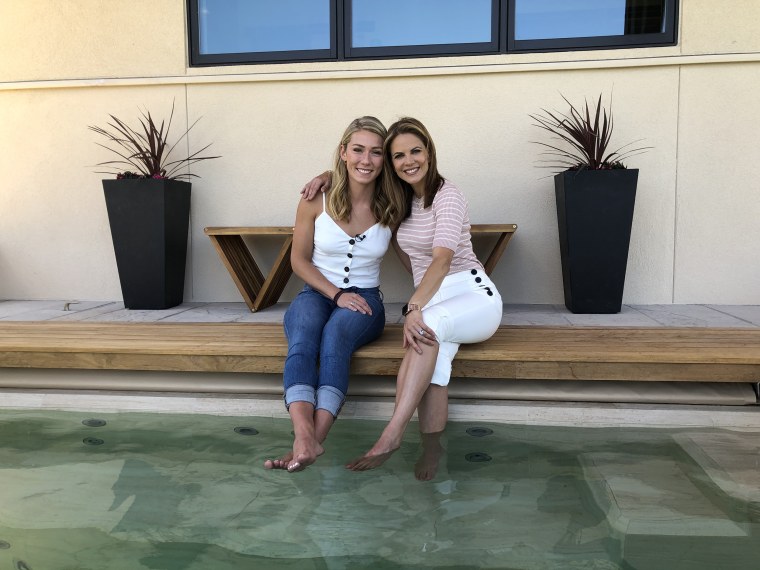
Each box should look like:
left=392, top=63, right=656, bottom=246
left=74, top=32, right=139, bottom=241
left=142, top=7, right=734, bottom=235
left=300, top=171, right=332, bottom=201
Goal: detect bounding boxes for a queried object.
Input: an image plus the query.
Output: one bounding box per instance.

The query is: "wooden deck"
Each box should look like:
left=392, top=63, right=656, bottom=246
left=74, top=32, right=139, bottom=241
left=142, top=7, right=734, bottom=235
left=2, top=322, right=760, bottom=383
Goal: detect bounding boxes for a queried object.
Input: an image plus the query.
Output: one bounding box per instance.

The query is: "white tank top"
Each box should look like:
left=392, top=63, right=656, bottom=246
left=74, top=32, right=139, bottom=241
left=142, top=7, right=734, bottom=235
left=312, top=193, right=392, bottom=289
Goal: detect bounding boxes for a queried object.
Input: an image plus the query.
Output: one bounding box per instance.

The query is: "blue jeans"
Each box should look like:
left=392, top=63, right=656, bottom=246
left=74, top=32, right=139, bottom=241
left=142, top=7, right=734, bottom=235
left=283, top=285, right=385, bottom=417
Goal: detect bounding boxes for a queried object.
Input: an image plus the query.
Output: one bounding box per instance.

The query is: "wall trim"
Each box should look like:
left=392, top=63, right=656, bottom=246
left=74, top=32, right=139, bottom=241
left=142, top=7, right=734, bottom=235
left=1, top=52, right=759, bottom=92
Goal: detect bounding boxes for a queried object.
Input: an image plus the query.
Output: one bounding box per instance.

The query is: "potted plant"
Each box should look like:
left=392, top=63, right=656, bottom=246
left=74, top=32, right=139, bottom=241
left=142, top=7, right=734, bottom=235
left=530, top=94, right=648, bottom=314
left=90, top=102, right=219, bottom=310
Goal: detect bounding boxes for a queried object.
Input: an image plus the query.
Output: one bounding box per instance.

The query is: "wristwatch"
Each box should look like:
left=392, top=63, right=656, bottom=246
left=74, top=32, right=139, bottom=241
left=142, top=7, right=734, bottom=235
left=402, top=303, right=420, bottom=317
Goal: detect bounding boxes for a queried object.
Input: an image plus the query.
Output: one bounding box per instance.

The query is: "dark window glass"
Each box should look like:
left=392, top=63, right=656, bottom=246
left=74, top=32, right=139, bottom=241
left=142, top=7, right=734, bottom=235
left=351, top=0, right=492, bottom=48
left=623, top=0, right=668, bottom=35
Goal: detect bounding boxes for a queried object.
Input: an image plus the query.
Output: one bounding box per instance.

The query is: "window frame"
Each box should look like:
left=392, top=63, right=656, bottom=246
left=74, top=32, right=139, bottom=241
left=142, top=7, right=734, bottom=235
left=187, top=0, right=678, bottom=67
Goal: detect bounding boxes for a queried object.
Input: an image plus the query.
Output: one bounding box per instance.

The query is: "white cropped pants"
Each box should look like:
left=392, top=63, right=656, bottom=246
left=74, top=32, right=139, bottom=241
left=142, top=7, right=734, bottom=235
left=420, top=268, right=503, bottom=386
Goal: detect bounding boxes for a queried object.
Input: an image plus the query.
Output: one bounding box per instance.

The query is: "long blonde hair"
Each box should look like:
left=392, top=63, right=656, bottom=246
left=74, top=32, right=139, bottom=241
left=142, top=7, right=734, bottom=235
left=328, top=116, right=405, bottom=227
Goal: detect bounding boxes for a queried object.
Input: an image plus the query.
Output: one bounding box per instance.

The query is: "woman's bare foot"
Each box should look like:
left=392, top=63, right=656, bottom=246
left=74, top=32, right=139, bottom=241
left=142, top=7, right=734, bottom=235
left=263, top=451, right=293, bottom=470
left=414, top=432, right=445, bottom=481
left=346, top=433, right=401, bottom=471
left=286, top=435, right=324, bottom=472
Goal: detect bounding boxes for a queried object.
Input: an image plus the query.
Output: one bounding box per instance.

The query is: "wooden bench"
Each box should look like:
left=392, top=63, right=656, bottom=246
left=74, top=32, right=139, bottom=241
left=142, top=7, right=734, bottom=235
left=204, top=224, right=518, bottom=312
left=2, top=322, right=759, bottom=383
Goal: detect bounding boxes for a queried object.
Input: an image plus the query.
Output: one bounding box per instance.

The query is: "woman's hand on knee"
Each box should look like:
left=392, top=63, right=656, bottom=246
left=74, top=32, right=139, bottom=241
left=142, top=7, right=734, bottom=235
left=337, top=292, right=372, bottom=315
left=403, top=314, right=436, bottom=353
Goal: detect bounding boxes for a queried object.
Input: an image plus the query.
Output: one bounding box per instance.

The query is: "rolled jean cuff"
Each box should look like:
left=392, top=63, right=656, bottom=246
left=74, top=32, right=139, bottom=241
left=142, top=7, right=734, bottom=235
left=284, top=384, right=316, bottom=409
left=316, top=385, right=346, bottom=417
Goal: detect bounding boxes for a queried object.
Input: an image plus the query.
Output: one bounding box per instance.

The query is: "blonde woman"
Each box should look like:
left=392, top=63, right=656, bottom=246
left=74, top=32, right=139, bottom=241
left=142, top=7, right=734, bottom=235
left=265, top=117, right=404, bottom=472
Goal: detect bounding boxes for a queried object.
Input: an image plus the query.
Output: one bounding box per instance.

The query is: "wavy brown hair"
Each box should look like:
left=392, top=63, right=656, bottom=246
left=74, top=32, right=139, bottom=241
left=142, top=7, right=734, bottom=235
left=384, top=117, right=444, bottom=218
left=328, top=116, right=405, bottom=227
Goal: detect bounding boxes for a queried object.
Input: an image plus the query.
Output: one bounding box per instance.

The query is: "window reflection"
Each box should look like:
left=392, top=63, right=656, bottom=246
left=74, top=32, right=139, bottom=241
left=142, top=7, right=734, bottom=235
left=515, top=0, right=666, bottom=41
left=199, top=0, right=330, bottom=54
left=352, top=0, right=492, bottom=48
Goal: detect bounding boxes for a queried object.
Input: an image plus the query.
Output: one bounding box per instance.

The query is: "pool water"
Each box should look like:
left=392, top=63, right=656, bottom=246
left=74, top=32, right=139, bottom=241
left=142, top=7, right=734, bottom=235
left=0, top=410, right=758, bottom=570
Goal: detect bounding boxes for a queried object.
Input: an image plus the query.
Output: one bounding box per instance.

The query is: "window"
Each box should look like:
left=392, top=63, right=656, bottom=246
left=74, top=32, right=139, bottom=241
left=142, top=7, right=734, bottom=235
left=188, top=0, right=677, bottom=66
left=347, top=0, right=497, bottom=59
left=509, top=0, right=677, bottom=52
left=190, top=0, right=334, bottom=64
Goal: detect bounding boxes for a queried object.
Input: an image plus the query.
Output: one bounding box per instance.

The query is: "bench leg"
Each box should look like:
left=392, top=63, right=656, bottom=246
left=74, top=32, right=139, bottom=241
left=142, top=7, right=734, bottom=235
left=481, top=232, right=514, bottom=276
left=252, top=237, right=294, bottom=312
left=208, top=235, right=265, bottom=312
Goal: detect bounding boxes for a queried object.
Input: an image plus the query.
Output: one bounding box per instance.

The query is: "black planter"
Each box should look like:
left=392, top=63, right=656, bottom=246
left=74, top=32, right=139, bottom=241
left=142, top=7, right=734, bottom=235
left=103, top=179, right=191, bottom=310
left=555, top=169, right=638, bottom=314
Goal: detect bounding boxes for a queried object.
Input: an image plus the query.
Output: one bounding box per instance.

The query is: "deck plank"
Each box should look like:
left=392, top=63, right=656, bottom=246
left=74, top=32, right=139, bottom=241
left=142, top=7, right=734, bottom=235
left=1, top=322, right=760, bottom=382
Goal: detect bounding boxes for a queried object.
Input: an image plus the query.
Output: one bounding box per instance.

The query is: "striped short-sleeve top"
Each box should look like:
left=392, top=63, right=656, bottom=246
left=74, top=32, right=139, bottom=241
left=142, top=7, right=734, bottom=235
left=396, top=180, right=482, bottom=287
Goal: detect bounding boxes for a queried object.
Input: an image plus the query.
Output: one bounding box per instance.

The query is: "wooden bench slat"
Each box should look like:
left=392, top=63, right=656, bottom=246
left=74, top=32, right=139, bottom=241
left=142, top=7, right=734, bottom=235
left=204, top=227, right=294, bottom=236
left=204, top=224, right=518, bottom=236
left=4, top=322, right=760, bottom=362
left=470, top=224, right=517, bottom=233
left=2, top=322, right=759, bottom=383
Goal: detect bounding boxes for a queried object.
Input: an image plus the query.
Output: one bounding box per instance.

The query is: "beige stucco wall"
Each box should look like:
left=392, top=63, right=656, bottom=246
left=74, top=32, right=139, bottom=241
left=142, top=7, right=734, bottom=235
left=0, top=0, right=187, bottom=81
left=1, top=1, right=758, bottom=305
left=675, top=62, right=760, bottom=303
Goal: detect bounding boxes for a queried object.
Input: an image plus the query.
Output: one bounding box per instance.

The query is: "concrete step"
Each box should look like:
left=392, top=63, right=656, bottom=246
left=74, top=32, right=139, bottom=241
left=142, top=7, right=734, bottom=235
left=580, top=452, right=757, bottom=570
left=674, top=430, right=760, bottom=521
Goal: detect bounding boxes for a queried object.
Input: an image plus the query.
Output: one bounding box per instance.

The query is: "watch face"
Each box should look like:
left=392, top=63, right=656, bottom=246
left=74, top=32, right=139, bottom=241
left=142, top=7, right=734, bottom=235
left=402, top=304, right=409, bottom=316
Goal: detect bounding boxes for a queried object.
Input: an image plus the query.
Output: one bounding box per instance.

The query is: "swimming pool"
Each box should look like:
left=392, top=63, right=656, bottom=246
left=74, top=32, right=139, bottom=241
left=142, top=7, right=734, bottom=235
left=0, top=409, right=757, bottom=569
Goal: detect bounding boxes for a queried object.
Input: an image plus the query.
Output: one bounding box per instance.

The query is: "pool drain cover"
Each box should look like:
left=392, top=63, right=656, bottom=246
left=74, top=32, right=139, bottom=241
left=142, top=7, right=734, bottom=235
left=465, top=452, right=492, bottom=463
left=82, top=419, right=107, bottom=427
left=234, top=427, right=259, bottom=436
left=0, top=540, right=9, bottom=549
left=83, top=437, right=104, bottom=446
left=466, top=427, right=493, bottom=437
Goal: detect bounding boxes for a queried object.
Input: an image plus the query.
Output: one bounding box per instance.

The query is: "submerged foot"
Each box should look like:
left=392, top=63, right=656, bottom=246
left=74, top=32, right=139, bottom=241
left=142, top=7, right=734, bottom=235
left=346, top=435, right=401, bottom=471
left=346, top=450, right=397, bottom=471
left=263, top=451, right=293, bottom=470
left=414, top=432, right=445, bottom=481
